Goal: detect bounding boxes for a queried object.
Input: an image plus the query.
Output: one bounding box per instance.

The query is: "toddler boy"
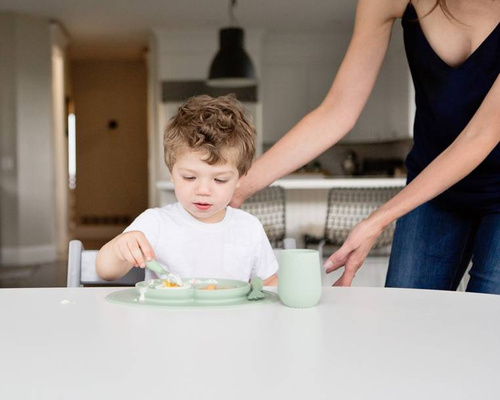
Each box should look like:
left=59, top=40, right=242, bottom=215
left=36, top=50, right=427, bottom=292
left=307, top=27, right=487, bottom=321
left=96, top=94, right=279, bottom=285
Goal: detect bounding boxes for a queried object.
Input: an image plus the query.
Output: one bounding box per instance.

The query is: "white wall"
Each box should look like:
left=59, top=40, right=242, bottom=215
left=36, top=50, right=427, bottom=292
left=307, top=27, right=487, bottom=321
left=262, top=23, right=412, bottom=144
left=51, top=23, right=69, bottom=258
left=0, top=12, right=57, bottom=265
left=0, top=13, right=19, bottom=253
left=152, top=23, right=412, bottom=149
left=355, top=22, right=412, bottom=142
left=155, top=28, right=264, bottom=82
left=150, top=23, right=412, bottom=203
left=262, top=31, right=350, bottom=144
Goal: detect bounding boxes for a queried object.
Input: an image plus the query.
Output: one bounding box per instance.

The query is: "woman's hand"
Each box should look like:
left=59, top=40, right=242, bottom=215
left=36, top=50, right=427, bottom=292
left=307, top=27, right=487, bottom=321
left=324, top=217, right=384, bottom=286
left=229, top=188, right=246, bottom=208
left=111, top=231, right=155, bottom=269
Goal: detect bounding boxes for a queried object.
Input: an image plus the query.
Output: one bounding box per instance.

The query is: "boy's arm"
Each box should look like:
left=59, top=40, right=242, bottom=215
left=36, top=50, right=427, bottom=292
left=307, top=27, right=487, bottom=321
left=263, top=273, right=278, bottom=287
left=256, top=227, right=279, bottom=286
left=96, top=231, right=155, bottom=281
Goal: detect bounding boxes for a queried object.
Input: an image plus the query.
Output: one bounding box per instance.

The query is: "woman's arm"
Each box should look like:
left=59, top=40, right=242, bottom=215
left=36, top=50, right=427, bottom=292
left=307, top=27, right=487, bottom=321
left=232, top=0, right=409, bottom=206
left=326, top=74, right=500, bottom=286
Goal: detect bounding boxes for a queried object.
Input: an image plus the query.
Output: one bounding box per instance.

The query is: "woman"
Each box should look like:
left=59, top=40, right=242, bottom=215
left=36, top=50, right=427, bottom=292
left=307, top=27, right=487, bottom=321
left=231, top=0, right=500, bottom=293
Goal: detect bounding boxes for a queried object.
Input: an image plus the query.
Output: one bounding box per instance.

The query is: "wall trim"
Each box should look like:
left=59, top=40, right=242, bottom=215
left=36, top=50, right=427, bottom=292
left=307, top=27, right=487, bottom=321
left=1, top=244, right=57, bottom=266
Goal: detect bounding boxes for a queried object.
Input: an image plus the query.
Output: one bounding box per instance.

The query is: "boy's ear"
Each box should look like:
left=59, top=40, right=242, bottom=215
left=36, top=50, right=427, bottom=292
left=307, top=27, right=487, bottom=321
left=236, top=175, right=243, bottom=189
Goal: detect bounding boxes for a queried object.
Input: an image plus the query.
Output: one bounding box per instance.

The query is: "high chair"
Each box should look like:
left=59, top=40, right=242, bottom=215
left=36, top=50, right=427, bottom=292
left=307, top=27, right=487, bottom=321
left=67, top=240, right=144, bottom=287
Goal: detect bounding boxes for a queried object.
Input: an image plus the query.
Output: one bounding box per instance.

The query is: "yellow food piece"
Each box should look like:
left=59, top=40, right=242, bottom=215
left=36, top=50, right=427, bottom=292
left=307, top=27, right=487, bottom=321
left=163, top=279, right=180, bottom=288
left=202, top=284, right=217, bottom=290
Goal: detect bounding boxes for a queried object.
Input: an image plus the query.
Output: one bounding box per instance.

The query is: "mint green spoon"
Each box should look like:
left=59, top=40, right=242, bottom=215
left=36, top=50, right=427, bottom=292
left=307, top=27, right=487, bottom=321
left=145, top=259, right=183, bottom=286
left=247, top=277, right=265, bottom=301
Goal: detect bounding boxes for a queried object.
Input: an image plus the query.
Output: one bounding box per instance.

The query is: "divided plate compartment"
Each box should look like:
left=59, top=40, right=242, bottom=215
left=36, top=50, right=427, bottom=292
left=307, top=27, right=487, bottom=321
left=136, top=278, right=251, bottom=304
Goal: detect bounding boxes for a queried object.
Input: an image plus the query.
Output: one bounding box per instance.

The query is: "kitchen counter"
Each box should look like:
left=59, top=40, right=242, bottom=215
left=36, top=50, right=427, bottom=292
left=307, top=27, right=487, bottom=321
left=156, top=176, right=406, bottom=191
left=271, top=175, right=406, bottom=189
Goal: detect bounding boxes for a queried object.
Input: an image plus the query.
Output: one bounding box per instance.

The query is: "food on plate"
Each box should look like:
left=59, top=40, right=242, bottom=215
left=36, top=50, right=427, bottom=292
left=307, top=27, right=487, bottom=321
left=200, top=284, right=218, bottom=290
left=163, top=279, right=181, bottom=288
left=198, top=284, right=234, bottom=290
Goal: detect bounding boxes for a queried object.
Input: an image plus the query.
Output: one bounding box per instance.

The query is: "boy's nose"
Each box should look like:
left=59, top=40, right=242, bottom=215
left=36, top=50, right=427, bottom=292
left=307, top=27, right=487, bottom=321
left=195, top=181, right=211, bottom=195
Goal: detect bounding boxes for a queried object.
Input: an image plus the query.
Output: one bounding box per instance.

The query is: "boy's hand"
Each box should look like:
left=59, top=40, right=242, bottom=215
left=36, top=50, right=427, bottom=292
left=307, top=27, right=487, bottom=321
left=111, top=231, right=155, bottom=269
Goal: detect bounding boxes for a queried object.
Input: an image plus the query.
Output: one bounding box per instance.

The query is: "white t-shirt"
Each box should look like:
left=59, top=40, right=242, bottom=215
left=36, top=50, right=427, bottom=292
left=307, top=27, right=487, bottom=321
left=124, top=202, right=279, bottom=282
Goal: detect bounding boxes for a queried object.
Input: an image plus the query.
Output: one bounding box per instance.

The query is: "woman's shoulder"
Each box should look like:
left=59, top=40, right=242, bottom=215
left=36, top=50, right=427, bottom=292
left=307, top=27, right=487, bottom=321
left=356, top=0, right=410, bottom=21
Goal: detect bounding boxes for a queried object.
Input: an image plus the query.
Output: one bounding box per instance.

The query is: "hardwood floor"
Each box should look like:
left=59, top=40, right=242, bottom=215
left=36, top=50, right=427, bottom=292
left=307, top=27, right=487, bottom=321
left=0, top=259, right=68, bottom=288
left=0, top=236, right=108, bottom=289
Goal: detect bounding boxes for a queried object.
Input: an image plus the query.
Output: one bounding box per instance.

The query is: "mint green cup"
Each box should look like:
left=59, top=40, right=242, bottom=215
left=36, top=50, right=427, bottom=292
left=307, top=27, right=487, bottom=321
left=278, top=249, right=322, bottom=308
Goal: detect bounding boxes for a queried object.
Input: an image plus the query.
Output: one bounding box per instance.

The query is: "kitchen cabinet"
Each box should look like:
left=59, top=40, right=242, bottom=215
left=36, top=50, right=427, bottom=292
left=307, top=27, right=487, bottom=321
left=262, top=24, right=414, bottom=145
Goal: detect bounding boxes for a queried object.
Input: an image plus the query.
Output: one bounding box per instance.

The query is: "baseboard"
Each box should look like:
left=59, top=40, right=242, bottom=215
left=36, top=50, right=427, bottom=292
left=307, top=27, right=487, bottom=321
left=1, top=244, right=57, bottom=266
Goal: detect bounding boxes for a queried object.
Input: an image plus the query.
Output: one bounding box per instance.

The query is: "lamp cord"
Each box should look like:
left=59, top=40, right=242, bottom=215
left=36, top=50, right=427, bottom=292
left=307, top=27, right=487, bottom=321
left=228, top=0, right=239, bottom=26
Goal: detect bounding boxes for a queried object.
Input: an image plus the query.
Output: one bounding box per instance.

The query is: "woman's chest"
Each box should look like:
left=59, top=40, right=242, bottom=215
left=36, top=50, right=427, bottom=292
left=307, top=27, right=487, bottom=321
left=413, top=0, right=499, bottom=67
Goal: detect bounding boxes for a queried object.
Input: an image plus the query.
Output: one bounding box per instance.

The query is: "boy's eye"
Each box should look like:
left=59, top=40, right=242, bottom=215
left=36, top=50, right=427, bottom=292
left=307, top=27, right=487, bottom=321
left=215, top=178, right=228, bottom=184
left=183, top=176, right=195, bottom=181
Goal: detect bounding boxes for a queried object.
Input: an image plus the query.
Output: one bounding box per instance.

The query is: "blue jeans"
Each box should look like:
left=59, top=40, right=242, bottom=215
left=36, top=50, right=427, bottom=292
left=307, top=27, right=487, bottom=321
left=385, top=200, right=500, bottom=294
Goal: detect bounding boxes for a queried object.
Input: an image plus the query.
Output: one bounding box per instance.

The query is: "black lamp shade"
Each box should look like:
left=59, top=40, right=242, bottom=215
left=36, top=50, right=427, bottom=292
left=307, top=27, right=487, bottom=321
left=207, top=27, right=257, bottom=87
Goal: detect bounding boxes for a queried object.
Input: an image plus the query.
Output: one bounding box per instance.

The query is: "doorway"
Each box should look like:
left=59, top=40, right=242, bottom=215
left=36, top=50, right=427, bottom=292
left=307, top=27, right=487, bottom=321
left=69, top=59, right=148, bottom=249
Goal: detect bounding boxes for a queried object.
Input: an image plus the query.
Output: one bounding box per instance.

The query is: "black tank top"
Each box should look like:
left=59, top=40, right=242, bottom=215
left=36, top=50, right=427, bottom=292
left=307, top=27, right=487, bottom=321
left=402, top=3, right=500, bottom=213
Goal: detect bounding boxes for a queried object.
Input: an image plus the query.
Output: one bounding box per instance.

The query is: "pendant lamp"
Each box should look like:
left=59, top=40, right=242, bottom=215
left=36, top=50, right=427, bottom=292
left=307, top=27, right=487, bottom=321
left=207, top=0, right=257, bottom=87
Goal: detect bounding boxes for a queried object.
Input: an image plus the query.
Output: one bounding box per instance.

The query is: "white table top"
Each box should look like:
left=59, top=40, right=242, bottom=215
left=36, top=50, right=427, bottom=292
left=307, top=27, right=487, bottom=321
left=2, top=287, right=499, bottom=400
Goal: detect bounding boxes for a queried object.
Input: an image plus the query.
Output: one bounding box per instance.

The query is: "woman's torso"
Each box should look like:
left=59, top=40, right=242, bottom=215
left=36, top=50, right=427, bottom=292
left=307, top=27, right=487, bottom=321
left=402, top=0, right=500, bottom=213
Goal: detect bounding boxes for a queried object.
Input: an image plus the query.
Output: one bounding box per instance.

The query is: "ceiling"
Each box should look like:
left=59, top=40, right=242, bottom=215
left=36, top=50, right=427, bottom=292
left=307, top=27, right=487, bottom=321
left=0, top=0, right=357, bottom=59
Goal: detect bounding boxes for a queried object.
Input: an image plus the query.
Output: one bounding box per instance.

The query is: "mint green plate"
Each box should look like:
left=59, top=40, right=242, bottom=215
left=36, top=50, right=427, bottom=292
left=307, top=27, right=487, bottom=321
left=105, top=278, right=278, bottom=309
left=135, top=278, right=251, bottom=303
left=105, top=288, right=279, bottom=309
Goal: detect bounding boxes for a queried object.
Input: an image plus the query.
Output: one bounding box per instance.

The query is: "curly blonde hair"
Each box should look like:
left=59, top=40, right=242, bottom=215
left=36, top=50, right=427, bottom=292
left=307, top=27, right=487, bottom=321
left=164, top=94, right=256, bottom=176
